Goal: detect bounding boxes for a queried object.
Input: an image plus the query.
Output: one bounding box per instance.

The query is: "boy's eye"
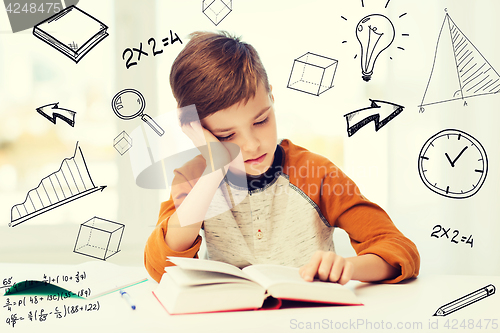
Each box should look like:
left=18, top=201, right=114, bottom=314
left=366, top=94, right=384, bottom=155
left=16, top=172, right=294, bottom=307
left=217, top=133, right=234, bottom=141
left=215, top=117, right=268, bottom=141
left=255, top=117, right=268, bottom=126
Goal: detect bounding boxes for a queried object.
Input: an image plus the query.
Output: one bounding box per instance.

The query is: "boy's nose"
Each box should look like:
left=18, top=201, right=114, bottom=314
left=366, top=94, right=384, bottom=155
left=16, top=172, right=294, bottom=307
left=241, top=134, right=260, bottom=154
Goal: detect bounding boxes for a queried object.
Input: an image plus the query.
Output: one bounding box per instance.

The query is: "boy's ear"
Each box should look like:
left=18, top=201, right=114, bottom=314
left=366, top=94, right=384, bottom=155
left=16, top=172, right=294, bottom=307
left=269, top=85, right=275, bottom=102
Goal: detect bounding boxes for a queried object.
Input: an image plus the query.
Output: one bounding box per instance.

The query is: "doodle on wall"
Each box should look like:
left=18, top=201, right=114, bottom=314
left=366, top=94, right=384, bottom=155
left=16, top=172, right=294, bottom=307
left=74, top=216, right=125, bottom=261
left=433, top=284, right=496, bottom=316
left=10, top=143, right=106, bottom=227
left=33, top=5, right=109, bottom=63
left=341, top=1, right=409, bottom=82
left=344, top=99, right=404, bottom=137
left=36, top=103, right=76, bottom=127
left=419, top=13, right=500, bottom=111
left=287, top=52, right=338, bottom=96
left=356, top=14, right=395, bottom=82
left=430, top=224, right=474, bottom=248
left=121, top=30, right=183, bottom=70
left=111, top=89, right=165, bottom=136
left=113, top=131, right=133, bottom=155
left=202, top=0, right=232, bottom=26
left=418, top=129, right=488, bottom=199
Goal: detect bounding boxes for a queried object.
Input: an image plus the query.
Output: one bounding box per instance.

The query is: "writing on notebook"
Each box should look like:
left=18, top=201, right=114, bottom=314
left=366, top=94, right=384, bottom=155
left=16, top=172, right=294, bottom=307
left=5, top=300, right=100, bottom=328
left=4, top=262, right=148, bottom=301
left=42, top=271, right=87, bottom=284
left=4, top=293, right=76, bottom=311
left=3, top=270, right=89, bottom=296
left=2, top=277, right=13, bottom=290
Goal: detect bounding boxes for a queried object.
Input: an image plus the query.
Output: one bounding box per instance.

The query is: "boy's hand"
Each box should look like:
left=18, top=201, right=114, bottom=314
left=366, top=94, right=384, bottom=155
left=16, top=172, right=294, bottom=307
left=299, top=251, right=354, bottom=285
left=181, top=121, right=240, bottom=172
left=181, top=120, right=218, bottom=149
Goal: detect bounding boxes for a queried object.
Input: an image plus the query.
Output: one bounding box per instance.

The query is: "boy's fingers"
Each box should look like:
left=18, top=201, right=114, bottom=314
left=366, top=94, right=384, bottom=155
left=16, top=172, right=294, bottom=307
left=317, top=252, right=336, bottom=281
left=329, top=255, right=346, bottom=283
left=300, top=252, right=353, bottom=284
left=337, top=261, right=354, bottom=285
left=300, top=251, right=324, bottom=282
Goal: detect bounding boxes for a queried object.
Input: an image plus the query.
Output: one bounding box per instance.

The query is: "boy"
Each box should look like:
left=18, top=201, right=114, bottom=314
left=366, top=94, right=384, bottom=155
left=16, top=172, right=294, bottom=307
left=144, top=31, right=420, bottom=284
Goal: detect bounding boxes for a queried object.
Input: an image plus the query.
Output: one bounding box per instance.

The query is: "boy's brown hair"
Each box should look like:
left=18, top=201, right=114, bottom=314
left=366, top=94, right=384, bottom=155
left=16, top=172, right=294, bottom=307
left=170, top=31, right=270, bottom=125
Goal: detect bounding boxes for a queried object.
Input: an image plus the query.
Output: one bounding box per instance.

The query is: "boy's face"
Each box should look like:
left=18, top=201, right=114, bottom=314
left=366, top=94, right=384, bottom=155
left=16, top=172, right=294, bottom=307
left=202, top=84, right=277, bottom=176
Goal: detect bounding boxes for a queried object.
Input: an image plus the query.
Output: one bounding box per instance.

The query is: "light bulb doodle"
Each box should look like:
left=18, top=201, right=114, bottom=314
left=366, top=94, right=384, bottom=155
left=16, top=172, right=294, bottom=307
left=356, top=14, right=395, bottom=82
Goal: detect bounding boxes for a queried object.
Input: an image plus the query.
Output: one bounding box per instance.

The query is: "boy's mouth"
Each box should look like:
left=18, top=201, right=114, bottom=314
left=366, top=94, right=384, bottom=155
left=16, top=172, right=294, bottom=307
left=244, top=153, right=266, bottom=165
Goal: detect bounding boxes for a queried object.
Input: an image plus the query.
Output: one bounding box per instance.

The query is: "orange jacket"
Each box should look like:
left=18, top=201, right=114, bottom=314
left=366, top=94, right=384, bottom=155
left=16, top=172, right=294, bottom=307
left=144, top=139, right=420, bottom=283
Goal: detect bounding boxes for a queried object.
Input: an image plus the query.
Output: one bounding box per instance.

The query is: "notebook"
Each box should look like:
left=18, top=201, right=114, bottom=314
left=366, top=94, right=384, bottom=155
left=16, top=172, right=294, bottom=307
left=33, top=5, right=108, bottom=63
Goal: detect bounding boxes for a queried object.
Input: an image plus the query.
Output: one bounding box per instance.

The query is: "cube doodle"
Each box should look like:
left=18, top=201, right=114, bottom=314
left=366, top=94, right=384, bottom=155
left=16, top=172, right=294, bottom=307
left=113, top=130, right=132, bottom=155
left=287, top=52, right=338, bottom=96
left=74, top=216, right=124, bottom=260
left=202, top=0, right=232, bottom=26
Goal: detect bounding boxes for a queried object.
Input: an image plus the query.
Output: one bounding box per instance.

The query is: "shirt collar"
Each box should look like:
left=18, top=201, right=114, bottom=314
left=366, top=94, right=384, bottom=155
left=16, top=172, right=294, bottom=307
left=225, top=144, right=284, bottom=192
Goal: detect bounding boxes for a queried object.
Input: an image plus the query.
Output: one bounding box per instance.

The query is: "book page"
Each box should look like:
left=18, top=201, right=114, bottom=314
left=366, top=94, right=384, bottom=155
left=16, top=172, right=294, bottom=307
left=242, top=264, right=308, bottom=289
left=242, top=264, right=360, bottom=304
left=167, top=257, right=252, bottom=280
left=165, top=266, right=258, bottom=287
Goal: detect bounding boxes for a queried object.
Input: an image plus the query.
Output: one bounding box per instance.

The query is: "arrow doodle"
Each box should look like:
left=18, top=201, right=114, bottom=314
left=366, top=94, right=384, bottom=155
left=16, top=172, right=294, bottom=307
left=36, top=103, right=77, bottom=127
left=344, top=99, right=404, bottom=137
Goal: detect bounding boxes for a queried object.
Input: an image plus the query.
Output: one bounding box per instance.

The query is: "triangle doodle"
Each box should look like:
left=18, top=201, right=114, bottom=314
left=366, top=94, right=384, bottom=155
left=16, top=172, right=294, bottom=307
left=420, top=14, right=500, bottom=109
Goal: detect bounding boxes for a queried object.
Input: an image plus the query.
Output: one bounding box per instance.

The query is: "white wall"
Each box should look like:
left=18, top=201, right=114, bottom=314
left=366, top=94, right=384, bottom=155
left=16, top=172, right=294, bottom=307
left=0, top=0, right=498, bottom=276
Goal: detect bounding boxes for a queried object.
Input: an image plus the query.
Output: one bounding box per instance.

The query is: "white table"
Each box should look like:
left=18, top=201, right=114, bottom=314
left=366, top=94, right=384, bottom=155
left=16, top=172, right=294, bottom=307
left=1, top=263, right=499, bottom=333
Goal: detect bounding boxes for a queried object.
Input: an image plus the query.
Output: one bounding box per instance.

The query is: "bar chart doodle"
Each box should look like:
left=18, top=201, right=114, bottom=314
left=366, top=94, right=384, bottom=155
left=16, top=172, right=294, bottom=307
left=419, top=13, right=500, bottom=111
left=10, top=143, right=106, bottom=227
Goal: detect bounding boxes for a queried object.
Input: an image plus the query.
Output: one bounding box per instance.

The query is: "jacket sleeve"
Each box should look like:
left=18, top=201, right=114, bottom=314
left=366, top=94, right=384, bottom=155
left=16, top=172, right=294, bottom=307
left=282, top=139, right=419, bottom=283
left=320, top=166, right=420, bottom=283
left=144, top=156, right=206, bottom=283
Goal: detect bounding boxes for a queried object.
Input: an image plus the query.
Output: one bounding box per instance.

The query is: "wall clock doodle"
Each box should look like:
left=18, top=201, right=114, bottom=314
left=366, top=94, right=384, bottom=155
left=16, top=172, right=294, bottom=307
left=418, top=129, right=488, bottom=199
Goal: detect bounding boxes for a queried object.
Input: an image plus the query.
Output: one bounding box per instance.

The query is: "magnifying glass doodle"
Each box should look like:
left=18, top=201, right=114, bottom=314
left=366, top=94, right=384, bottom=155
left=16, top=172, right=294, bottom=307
left=111, top=88, right=165, bottom=136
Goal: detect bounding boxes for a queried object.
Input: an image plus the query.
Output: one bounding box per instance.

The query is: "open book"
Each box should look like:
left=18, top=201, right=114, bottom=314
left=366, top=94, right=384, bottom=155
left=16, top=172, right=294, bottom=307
left=4, top=261, right=147, bottom=299
left=153, top=257, right=362, bottom=314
